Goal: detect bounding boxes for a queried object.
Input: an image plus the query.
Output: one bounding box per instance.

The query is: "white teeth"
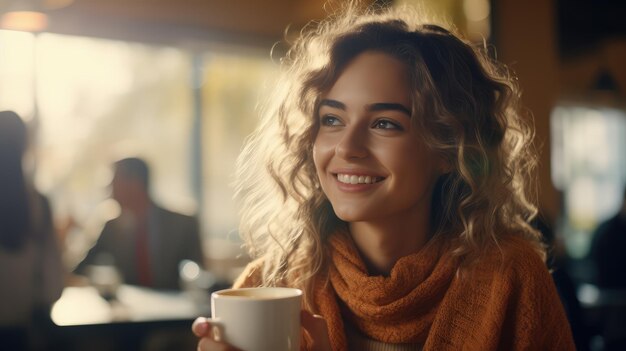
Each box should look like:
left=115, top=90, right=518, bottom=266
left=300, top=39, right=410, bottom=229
left=337, top=174, right=380, bottom=184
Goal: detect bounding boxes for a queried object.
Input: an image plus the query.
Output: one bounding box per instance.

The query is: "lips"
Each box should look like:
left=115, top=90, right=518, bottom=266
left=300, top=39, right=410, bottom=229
left=335, top=173, right=384, bottom=185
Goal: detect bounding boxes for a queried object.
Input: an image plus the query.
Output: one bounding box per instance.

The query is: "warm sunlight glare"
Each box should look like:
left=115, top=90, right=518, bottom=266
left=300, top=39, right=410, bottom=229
left=0, top=30, right=35, bottom=119
left=0, top=11, right=48, bottom=32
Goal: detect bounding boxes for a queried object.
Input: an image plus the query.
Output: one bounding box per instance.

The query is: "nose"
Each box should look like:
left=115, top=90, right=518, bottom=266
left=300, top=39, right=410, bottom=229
left=335, top=124, right=369, bottom=159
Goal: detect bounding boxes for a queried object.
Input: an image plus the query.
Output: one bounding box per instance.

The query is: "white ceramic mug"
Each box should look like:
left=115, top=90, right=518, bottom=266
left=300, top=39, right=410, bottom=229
left=208, top=287, right=302, bottom=351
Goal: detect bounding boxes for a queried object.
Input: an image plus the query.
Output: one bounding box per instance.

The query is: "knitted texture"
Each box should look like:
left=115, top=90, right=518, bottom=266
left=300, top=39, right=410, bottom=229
left=320, top=232, right=454, bottom=348
left=234, top=234, right=576, bottom=351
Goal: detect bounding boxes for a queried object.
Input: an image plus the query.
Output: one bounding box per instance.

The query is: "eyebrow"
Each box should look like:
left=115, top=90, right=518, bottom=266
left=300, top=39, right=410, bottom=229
left=319, top=99, right=411, bottom=117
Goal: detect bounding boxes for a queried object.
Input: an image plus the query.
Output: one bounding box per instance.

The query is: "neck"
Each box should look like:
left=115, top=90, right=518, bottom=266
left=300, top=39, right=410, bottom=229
left=349, top=212, right=431, bottom=276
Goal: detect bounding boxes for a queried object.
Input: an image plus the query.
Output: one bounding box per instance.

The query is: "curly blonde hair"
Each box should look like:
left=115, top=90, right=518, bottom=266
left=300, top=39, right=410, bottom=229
left=234, top=3, right=542, bottom=307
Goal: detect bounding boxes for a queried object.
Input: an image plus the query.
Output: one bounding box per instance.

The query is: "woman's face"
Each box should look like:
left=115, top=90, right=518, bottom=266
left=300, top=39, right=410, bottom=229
left=313, top=51, right=444, bottom=223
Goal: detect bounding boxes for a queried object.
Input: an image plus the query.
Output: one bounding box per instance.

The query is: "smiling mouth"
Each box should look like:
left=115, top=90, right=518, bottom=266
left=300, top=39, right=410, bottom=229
left=336, top=173, right=384, bottom=185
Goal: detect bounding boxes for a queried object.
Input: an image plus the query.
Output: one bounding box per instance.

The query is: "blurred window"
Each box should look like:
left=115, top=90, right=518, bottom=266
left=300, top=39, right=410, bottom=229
left=199, top=53, right=277, bottom=245
left=551, top=105, right=626, bottom=258
left=0, top=29, right=277, bottom=266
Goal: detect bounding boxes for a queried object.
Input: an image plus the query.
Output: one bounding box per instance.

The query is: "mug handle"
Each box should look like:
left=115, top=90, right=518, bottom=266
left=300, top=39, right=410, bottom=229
left=204, top=317, right=225, bottom=342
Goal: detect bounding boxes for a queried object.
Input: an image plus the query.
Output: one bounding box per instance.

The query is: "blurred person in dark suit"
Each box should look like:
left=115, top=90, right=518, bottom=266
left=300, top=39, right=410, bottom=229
left=0, top=111, right=64, bottom=351
left=535, top=213, right=590, bottom=351
left=75, top=157, right=204, bottom=290
left=588, top=187, right=626, bottom=289
left=587, top=188, right=626, bottom=351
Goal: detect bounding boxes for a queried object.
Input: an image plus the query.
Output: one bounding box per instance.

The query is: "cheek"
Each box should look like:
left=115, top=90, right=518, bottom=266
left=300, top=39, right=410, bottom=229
left=376, top=142, right=417, bottom=170
left=312, top=146, right=327, bottom=186
left=312, top=140, right=335, bottom=196
left=312, top=144, right=322, bottom=172
left=385, top=142, right=441, bottom=183
left=312, top=136, right=332, bottom=169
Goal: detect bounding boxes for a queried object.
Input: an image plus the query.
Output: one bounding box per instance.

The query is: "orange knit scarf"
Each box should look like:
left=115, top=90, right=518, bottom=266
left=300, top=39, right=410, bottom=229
left=309, top=232, right=576, bottom=351
left=312, top=232, right=455, bottom=349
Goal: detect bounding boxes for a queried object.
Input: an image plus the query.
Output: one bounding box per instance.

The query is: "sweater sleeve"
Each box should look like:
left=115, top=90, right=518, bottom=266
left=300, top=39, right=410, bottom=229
left=498, top=242, right=576, bottom=351
left=427, top=237, right=578, bottom=351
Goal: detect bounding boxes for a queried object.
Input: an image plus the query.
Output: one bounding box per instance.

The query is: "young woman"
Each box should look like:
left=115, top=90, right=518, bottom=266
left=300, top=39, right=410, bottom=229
left=193, top=4, right=576, bottom=351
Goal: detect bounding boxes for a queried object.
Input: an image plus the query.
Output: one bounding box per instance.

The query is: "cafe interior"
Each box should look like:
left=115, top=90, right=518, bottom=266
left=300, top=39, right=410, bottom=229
left=0, top=0, right=625, bottom=350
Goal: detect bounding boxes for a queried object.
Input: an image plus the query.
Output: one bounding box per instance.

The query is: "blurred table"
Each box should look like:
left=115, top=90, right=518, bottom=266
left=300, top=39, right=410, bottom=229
left=48, top=285, right=210, bottom=351
left=52, top=285, right=209, bottom=326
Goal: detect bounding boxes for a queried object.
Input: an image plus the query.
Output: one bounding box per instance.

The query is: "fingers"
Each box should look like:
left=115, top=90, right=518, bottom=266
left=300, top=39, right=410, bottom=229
left=301, top=310, right=332, bottom=351
left=192, top=317, right=212, bottom=337
left=197, top=337, right=242, bottom=351
left=193, top=317, right=242, bottom=351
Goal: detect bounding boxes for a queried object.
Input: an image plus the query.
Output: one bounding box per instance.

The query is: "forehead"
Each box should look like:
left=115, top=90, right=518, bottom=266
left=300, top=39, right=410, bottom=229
left=324, top=51, right=411, bottom=104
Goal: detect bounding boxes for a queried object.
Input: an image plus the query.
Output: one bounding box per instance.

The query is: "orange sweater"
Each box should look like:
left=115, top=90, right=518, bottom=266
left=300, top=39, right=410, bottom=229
left=234, top=232, right=576, bottom=351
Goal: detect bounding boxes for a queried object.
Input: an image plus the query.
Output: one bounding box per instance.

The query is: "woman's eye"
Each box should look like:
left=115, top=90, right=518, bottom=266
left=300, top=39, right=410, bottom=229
left=373, top=119, right=403, bottom=130
left=320, top=115, right=342, bottom=126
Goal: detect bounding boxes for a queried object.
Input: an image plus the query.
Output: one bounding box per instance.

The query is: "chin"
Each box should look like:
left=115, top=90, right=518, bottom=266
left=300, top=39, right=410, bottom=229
left=332, top=207, right=371, bottom=223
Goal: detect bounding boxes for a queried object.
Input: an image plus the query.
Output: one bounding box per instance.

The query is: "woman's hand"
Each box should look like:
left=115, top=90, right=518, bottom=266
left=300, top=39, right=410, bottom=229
left=301, top=310, right=332, bottom=351
left=192, top=317, right=242, bottom=351
left=193, top=312, right=332, bottom=351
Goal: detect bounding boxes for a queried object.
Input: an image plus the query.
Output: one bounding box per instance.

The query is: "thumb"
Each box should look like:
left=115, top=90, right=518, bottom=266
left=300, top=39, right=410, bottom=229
left=301, top=310, right=332, bottom=351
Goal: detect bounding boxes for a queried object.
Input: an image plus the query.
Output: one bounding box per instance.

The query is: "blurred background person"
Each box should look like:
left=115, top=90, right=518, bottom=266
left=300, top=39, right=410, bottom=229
left=535, top=212, right=591, bottom=351
left=74, top=157, right=205, bottom=291
left=0, top=110, right=64, bottom=351
left=588, top=187, right=626, bottom=289
left=586, top=187, right=626, bottom=351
